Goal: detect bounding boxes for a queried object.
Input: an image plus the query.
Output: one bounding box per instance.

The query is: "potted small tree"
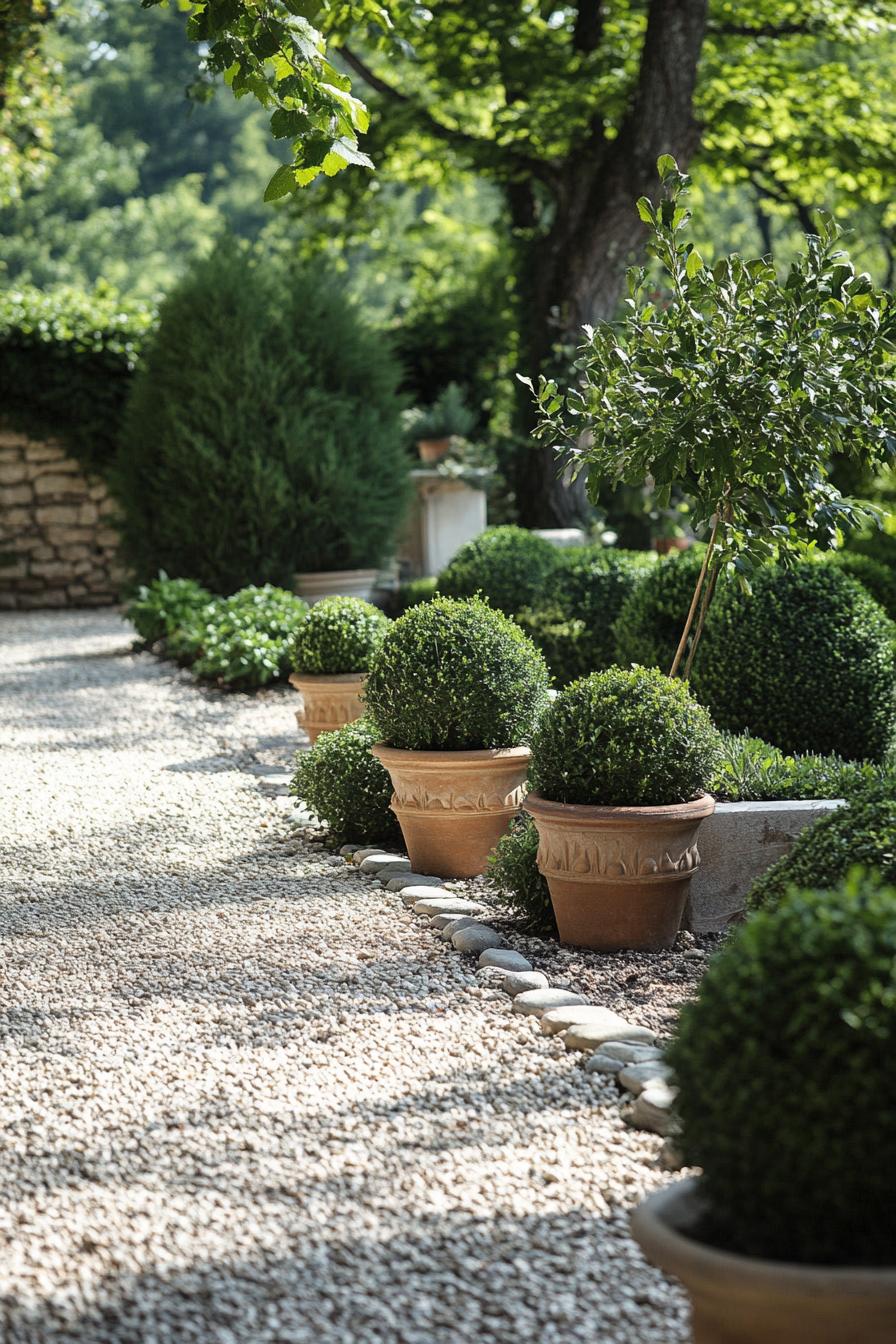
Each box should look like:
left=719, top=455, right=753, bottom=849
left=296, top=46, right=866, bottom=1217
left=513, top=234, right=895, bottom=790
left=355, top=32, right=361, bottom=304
left=290, top=595, right=389, bottom=743
left=632, top=872, right=896, bottom=1343
left=524, top=665, right=721, bottom=950
left=364, top=596, right=550, bottom=877
left=405, top=382, right=476, bottom=464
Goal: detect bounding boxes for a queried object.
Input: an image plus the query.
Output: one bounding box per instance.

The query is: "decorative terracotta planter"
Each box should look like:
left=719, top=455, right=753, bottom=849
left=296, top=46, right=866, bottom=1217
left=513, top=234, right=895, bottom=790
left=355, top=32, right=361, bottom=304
left=524, top=792, right=714, bottom=951
left=417, top=436, right=453, bottom=464
left=293, top=569, right=379, bottom=604
left=289, top=672, right=366, bottom=744
left=631, top=1178, right=896, bottom=1344
left=371, top=744, right=530, bottom=878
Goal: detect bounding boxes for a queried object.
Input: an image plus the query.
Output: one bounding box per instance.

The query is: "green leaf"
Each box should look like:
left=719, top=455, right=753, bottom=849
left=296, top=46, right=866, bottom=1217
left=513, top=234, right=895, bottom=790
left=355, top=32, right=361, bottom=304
left=686, top=248, right=704, bottom=279
left=263, top=163, right=297, bottom=201
left=636, top=197, right=655, bottom=225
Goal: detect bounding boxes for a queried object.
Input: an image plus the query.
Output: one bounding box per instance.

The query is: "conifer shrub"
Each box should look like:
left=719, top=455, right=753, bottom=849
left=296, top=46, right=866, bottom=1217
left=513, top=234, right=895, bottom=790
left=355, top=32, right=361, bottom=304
left=694, top=564, right=896, bottom=761
left=669, top=871, right=896, bottom=1265
left=291, top=597, right=389, bottom=676
left=436, top=526, right=559, bottom=614
left=290, top=718, right=400, bottom=848
left=364, top=597, right=550, bottom=750
left=114, top=240, right=409, bottom=593
left=529, top=666, right=721, bottom=807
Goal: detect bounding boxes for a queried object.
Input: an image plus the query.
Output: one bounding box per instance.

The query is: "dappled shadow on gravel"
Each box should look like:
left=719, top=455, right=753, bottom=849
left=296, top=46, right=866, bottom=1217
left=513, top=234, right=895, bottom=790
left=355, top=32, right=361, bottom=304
left=1, top=1206, right=686, bottom=1344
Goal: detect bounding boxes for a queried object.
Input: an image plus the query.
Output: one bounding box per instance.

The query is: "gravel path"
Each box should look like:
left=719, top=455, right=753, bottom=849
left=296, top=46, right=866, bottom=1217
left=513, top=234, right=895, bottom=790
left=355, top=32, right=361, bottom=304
left=0, top=610, right=687, bottom=1344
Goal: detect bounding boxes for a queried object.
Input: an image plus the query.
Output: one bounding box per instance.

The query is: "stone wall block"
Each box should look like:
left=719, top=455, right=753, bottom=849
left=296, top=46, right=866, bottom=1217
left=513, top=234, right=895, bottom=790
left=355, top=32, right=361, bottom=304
left=0, top=464, right=28, bottom=486
left=0, top=485, right=33, bottom=507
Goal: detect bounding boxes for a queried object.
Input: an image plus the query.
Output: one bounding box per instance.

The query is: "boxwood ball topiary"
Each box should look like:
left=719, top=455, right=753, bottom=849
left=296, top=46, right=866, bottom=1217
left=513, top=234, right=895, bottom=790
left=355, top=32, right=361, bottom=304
left=668, top=872, right=896, bottom=1265
left=486, top=814, right=554, bottom=933
left=612, top=547, right=708, bottom=673
left=291, top=596, right=389, bottom=676
left=436, top=526, right=559, bottom=614
left=694, top=563, right=896, bottom=761
left=291, top=718, right=401, bottom=848
left=747, top=774, right=896, bottom=910
left=522, top=548, right=652, bottom=684
left=820, top=550, right=896, bottom=622
left=364, top=596, right=551, bottom=751
left=529, top=665, right=722, bottom=807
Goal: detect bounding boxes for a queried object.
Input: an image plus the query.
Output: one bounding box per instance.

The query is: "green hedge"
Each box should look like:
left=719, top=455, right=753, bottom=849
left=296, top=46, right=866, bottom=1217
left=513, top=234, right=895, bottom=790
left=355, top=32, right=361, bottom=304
left=0, top=283, right=154, bottom=475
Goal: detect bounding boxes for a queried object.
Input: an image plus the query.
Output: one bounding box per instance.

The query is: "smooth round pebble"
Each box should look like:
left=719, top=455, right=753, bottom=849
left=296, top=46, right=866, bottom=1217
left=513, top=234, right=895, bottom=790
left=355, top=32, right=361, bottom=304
left=477, top=949, right=533, bottom=972
left=501, top=970, right=549, bottom=996
left=512, top=988, right=588, bottom=1017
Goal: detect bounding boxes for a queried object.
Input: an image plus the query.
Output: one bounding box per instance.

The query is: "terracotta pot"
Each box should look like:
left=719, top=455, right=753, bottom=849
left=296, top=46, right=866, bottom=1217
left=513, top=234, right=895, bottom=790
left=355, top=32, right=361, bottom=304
left=289, top=671, right=366, bottom=744
left=631, top=1178, right=896, bottom=1344
left=524, top=792, right=714, bottom=951
left=417, top=436, right=453, bottom=464
left=653, top=536, right=692, bottom=555
left=371, top=744, right=530, bottom=878
left=293, top=569, right=379, bottom=604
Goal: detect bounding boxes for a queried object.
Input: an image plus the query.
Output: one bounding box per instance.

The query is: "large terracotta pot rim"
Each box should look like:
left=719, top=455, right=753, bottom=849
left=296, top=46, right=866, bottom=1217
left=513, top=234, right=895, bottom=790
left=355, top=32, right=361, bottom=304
left=289, top=671, right=366, bottom=689
left=631, top=1177, right=896, bottom=1300
left=374, top=744, right=531, bottom=767
left=525, top=790, right=715, bottom=825
left=293, top=568, right=379, bottom=583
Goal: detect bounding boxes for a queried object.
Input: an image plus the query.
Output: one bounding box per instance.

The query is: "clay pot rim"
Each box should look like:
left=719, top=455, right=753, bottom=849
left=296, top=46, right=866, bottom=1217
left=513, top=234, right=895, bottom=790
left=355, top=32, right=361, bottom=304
left=293, top=567, right=379, bottom=582
left=288, top=671, right=367, bottom=693
left=525, top=790, right=715, bottom=824
left=631, top=1177, right=896, bottom=1299
left=373, top=743, right=531, bottom=767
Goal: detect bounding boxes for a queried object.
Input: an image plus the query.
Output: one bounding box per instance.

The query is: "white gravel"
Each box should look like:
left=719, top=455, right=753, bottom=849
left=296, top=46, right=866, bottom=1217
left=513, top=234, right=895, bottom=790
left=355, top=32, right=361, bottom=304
left=0, top=610, right=687, bottom=1344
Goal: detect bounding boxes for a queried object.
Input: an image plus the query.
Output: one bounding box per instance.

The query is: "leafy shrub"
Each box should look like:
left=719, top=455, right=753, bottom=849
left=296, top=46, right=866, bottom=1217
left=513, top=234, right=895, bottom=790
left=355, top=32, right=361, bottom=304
left=388, top=576, right=438, bottom=616
left=290, top=718, right=401, bottom=848
left=364, top=596, right=550, bottom=750
left=404, top=382, right=476, bottom=441
left=747, top=774, right=896, bottom=911
left=291, top=596, right=389, bottom=676
left=522, top=548, right=652, bottom=683
left=126, top=574, right=212, bottom=647
left=486, top=814, right=554, bottom=933
left=695, top=564, right=896, bottom=761
left=437, top=526, right=559, bottom=614
left=114, top=239, right=409, bottom=593
left=0, top=282, right=154, bottom=475
left=712, top=732, right=880, bottom=803
left=820, top=550, right=896, bottom=622
left=845, top=527, right=896, bottom=571
left=529, top=665, right=722, bottom=807
left=668, top=872, right=896, bottom=1265
left=613, top=547, right=708, bottom=673
left=189, top=585, right=309, bottom=689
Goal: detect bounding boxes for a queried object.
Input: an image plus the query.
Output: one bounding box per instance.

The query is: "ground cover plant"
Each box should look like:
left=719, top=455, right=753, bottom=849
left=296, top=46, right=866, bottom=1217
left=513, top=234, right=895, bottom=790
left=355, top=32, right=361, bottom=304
left=669, top=871, right=896, bottom=1265
left=436, top=526, right=559, bottom=615
left=747, top=774, right=896, bottom=911
left=712, top=733, right=880, bottom=804
left=126, top=574, right=212, bottom=648
left=291, top=718, right=400, bottom=848
left=364, top=596, right=550, bottom=751
left=291, top=597, right=389, bottom=676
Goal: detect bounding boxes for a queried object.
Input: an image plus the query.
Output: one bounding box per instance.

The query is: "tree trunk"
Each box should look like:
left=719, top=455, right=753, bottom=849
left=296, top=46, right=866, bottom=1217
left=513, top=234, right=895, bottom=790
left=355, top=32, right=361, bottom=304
left=513, top=0, right=708, bottom=528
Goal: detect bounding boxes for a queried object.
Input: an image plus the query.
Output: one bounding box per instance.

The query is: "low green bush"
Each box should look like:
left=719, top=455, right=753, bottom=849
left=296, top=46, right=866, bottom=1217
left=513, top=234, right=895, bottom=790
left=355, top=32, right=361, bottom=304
left=747, top=774, right=896, bottom=910
left=529, top=666, right=722, bottom=807
left=694, top=564, right=896, bottom=762
left=820, top=550, right=896, bottom=622
left=125, top=574, right=212, bottom=647
left=612, top=547, right=708, bottom=673
left=486, top=814, right=554, bottom=933
left=668, top=871, right=896, bottom=1265
left=522, top=548, right=652, bottom=683
left=188, top=585, right=309, bottom=689
left=291, top=597, right=389, bottom=676
left=388, top=576, right=438, bottom=616
left=0, top=282, right=154, bottom=476
left=290, top=718, right=401, bottom=848
left=437, top=526, right=559, bottom=614
left=712, top=732, right=880, bottom=803
left=364, top=597, right=550, bottom=751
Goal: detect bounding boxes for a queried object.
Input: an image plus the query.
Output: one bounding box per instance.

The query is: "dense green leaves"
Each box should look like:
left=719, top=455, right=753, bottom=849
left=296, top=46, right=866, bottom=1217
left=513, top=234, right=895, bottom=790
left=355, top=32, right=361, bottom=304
left=174, top=585, right=310, bottom=688
left=125, top=574, right=213, bottom=646
left=486, top=814, right=554, bottom=934
left=291, top=716, right=401, bottom=847
left=613, top=548, right=711, bottom=674
left=436, top=526, right=559, bottom=616
left=290, top=596, right=389, bottom=675
left=669, top=871, right=896, bottom=1264
left=364, top=596, right=550, bottom=751
left=529, top=666, right=722, bottom=808
left=711, top=732, right=881, bottom=803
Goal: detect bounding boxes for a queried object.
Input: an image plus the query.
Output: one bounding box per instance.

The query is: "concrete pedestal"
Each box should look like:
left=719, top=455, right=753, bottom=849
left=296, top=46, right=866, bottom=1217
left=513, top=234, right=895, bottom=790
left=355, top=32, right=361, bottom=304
left=401, top=469, right=488, bottom=577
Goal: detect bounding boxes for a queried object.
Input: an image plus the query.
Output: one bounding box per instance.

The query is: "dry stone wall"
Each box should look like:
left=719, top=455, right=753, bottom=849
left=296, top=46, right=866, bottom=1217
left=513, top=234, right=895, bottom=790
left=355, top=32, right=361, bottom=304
left=0, top=428, right=122, bottom=609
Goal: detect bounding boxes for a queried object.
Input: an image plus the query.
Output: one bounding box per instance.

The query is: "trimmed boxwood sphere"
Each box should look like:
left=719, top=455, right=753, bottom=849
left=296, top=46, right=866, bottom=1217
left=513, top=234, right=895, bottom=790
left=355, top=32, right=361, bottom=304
left=364, top=596, right=550, bottom=750
left=522, top=548, right=653, bottom=684
left=291, top=596, right=389, bottom=675
left=437, top=525, right=559, bottom=614
left=694, top=563, right=896, bottom=761
left=529, top=665, right=722, bottom=807
left=613, top=547, right=708, bottom=672
left=748, top=774, right=896, bottom=910
left=290, top=717, right=400, bottom=848
left=668, top=871, right=896, bottom=1265
left=821, top=550, right=896, bottom=622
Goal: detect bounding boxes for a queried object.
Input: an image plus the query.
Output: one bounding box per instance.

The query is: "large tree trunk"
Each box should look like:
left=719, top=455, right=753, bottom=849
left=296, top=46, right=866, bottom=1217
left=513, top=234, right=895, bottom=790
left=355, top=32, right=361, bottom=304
left=513, top=0, right=708, bottom=528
